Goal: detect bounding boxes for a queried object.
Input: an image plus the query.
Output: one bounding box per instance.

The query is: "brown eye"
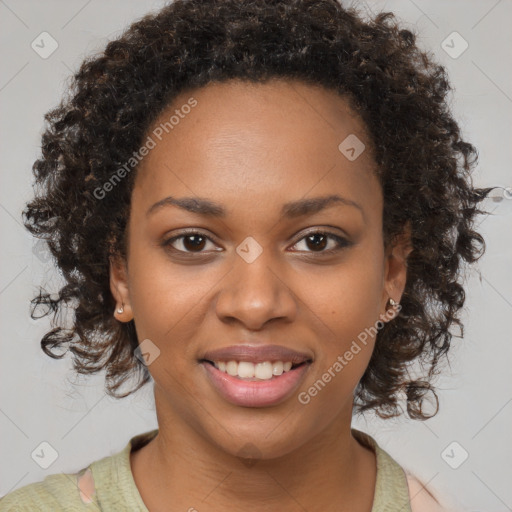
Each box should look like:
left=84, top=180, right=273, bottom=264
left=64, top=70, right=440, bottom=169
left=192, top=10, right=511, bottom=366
left=163, top=232, right=216, bottom=253
left=291, top=231, right=350, bottom=254
left=305, top=233, right=328, bottom=251
left=182, top=234, right=207, bottom=252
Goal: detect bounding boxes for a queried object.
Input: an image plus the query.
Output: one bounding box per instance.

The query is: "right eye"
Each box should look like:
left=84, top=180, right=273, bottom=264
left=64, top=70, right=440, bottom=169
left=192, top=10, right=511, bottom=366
left=162, top=231, right=221, bottom=254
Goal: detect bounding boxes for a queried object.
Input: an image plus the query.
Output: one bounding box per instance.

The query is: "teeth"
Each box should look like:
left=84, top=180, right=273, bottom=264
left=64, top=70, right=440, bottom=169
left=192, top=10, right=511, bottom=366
left=272, top=361, right=284, bottom=376
left=255, top=362, right=273, bottom=380
left=226, top=361, right=238, bottom=376
left=212, top=360, right=298, bottom=380
left=238, top=361, right=255, bottom=378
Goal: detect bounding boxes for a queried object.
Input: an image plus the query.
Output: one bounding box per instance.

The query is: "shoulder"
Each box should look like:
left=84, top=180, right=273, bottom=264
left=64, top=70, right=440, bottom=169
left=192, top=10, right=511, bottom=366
left=0, top=467, right=95, bottom=511
left=1, top=430, right=157, bottom=512
left=405, top=473, right=448, bottom=512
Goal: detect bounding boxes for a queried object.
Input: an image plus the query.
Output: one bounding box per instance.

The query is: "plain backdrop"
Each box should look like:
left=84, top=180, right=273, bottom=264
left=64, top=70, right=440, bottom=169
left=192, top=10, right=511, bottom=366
left=1, top=1, right=511, bottom=510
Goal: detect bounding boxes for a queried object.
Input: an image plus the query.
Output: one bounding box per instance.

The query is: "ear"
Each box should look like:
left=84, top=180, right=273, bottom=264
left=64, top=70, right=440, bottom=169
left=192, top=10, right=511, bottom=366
left=382, top=222, right=413, bottom=314
left=109, top=255, right=134, bottom=322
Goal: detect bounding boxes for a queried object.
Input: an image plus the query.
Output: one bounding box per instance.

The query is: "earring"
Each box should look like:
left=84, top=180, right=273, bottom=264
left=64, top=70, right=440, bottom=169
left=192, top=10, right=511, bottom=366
left=116, top=305, right=124, bottom=314
left=388, top=298, right=399, bottom=308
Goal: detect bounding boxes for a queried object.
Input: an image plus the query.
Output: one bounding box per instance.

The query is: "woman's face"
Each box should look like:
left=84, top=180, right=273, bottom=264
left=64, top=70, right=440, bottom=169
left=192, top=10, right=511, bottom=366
left=111, top=79, right=408, bottom=459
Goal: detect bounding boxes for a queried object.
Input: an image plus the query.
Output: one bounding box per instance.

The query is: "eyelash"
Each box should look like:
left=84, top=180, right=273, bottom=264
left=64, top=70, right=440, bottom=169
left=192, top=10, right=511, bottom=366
left=162, top=229, right=351, bottom=256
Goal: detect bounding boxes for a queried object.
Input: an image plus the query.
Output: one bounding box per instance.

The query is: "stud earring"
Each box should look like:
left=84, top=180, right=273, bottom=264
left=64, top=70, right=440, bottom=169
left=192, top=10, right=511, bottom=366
left=388, top=298, right=399, bottom=308
left=116, top=305, right=124, bottom=314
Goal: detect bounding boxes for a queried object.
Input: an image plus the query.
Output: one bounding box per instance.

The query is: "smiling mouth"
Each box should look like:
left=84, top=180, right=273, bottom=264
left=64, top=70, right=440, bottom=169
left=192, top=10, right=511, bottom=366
left=199, top=357, right=312, bottom=407
left=199, top=359, right=311, bottom=381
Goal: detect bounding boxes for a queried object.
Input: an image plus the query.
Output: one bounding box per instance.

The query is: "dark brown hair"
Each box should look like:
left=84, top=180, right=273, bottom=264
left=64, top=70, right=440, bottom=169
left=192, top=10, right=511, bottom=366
left=23, top=0, right=492, bottom=420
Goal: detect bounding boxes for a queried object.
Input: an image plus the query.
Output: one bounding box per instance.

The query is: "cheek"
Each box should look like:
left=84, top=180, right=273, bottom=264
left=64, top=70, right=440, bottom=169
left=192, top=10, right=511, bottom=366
left=316, top=249, right=385, bottom=338
left=330, top=266, right=384, bottom=344
left=303, top=246, right=385, bottom=392
left=126, top=244, right=214, bottom=349
left=294, top=296, right=382, bottom=440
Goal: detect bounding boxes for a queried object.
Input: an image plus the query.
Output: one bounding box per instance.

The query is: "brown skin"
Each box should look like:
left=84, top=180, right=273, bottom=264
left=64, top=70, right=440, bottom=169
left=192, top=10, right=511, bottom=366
left=110, top=79, right=411, bottom=512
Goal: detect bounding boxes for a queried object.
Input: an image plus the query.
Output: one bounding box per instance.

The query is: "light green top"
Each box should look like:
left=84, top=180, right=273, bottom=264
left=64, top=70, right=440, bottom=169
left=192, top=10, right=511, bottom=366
left=0, top=428, right=412, bottom=511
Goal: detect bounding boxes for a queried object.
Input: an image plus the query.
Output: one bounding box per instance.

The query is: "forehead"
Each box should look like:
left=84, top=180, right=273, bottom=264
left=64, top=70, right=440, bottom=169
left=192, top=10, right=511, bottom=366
left=133, top=79, right=380, bottom=220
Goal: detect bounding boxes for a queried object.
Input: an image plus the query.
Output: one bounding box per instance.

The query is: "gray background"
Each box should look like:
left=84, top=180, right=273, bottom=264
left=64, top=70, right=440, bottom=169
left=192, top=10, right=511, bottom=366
left=1, top=0, right=511, bottom=510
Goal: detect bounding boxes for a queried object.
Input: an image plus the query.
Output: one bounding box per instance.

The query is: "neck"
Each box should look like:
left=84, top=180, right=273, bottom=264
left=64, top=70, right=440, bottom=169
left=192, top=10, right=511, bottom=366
left=130, top=391, right=376, bottom=512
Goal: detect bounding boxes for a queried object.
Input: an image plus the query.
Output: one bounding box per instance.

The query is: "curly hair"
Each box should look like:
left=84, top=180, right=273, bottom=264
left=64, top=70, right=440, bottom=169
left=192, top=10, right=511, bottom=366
left=23, top=0, right=492, bottom=420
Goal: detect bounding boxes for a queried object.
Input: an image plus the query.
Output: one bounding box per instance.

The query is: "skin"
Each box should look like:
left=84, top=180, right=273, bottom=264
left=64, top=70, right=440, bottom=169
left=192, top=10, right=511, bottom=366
left=110, top=78, right=411, bottom=512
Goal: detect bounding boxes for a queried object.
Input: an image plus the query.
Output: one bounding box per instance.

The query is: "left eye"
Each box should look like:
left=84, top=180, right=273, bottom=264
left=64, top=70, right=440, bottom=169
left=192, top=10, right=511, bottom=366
left=163, top=230, right=349, bottom=254
left=291, top=231, right=349, bottom=253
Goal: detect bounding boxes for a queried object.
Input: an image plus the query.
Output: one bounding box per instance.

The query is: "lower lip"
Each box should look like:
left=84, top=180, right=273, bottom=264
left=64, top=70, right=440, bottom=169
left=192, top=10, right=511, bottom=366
left=201, top=361, right=311, bottom=408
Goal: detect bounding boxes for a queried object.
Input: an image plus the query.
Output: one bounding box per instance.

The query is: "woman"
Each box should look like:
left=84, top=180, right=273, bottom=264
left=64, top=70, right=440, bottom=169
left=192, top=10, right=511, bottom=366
left=0, top=0, right=491, bottom=510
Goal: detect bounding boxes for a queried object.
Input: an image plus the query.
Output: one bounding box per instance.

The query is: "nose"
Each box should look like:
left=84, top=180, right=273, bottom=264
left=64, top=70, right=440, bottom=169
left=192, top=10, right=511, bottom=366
left=214, top=248, right=298, bottom=330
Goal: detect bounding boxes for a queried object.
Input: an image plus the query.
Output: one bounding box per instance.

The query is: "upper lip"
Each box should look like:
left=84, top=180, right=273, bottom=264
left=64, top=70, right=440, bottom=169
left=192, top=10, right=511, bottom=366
left=201, top=344, right=313, bottom=365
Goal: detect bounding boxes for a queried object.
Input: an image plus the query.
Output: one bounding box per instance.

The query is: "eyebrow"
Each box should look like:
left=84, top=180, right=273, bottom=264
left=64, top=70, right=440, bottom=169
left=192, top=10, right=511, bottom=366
left=146, top=194, right=363, bottom=219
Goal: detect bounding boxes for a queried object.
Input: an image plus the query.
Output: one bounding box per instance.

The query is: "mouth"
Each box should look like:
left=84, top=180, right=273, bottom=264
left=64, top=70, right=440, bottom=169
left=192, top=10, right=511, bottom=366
left=199, top=359, right=310, bottom=381
left=199, top=357, right=312, bottom=408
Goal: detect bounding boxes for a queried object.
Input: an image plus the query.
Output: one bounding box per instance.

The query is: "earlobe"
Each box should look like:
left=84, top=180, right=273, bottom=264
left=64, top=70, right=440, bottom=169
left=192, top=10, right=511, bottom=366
left=109, top=255, right=134, bottom=321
